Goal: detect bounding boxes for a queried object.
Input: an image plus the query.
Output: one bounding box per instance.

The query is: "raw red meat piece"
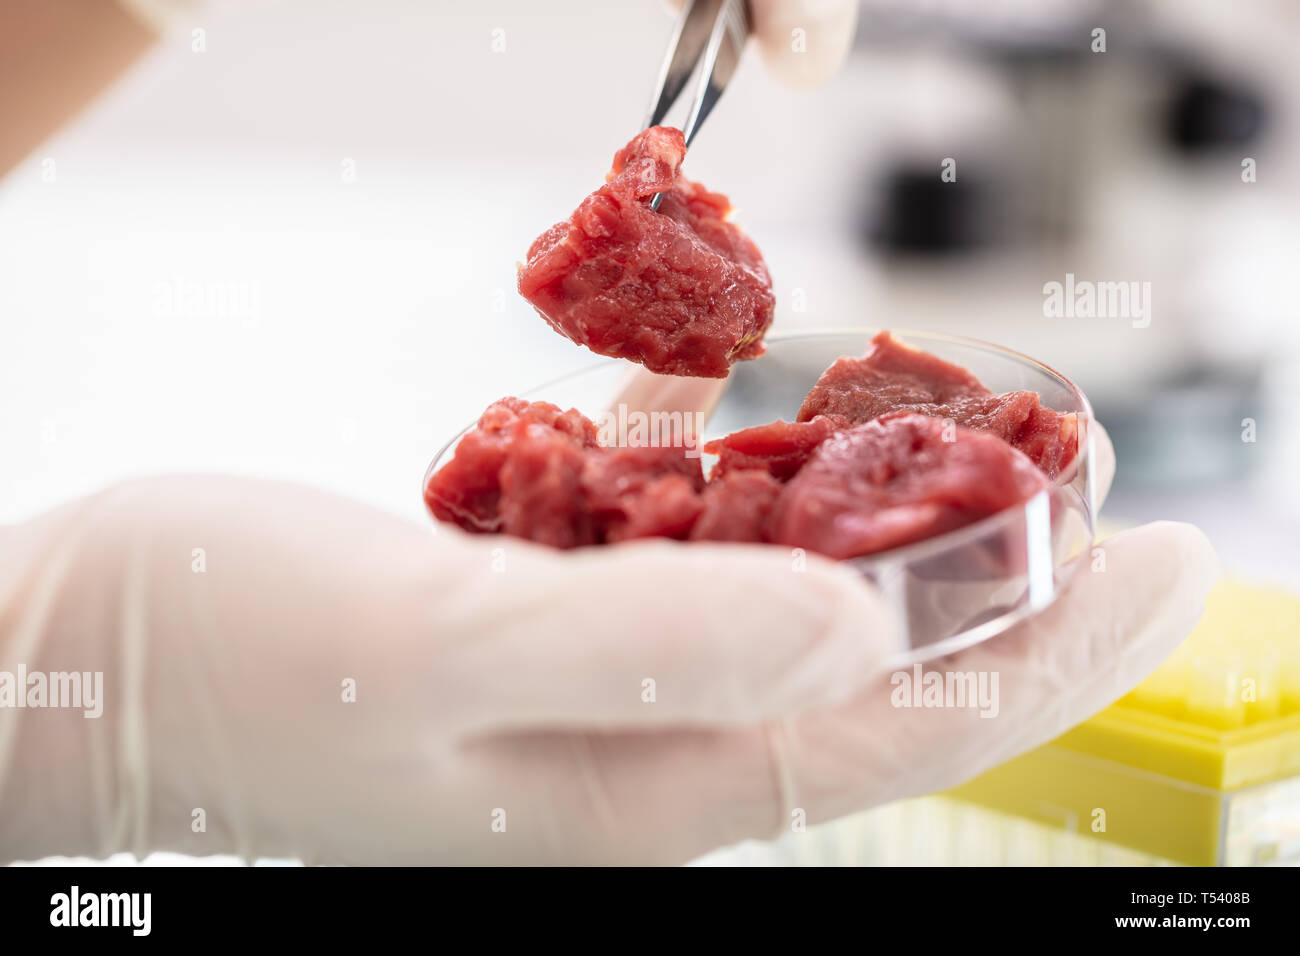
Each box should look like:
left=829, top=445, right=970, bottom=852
left=581, top=445, right=705, bottom=542
left=424, top=398, right=598, bottom=534
left=517, top=127, right=775, bottom=378
left=704, top=417, right=838, bottom=481
left=769, top=414, right=1050, bottom=560
left=797, top=331, right=1078, bottom=477
left=498, top=423, right=597, bottom=549
left=1011, top=403, right=1079, bottom=480
left=608, top=475, right=703, bottom=542
left=690, top=470, right=784, bottom=542
left=425, top=399, right=706, bottom=548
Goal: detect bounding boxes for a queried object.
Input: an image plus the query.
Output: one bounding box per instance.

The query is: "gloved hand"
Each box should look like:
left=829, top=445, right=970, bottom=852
left=668, top=0, right=859, bottom=89
left=0, top=422, right=1217, bottom=865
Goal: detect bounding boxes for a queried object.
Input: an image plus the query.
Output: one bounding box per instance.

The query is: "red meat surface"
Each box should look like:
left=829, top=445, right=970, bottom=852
left=498, top=423, right=597, bottom=549
left=797, top=331, right=1078, bottom=477
left=769, top=414, right=1051, bottom=560
left=517, top=127, right=775, bottom=378
left=690, top=470, right=784, bottom=543
left=581, top=444, right=705, bottom=543
left=703, top=417, right=838, bottom=481
left=424, top=398, right=598, bottom=535
left=425, top=398, right=705, bottom=548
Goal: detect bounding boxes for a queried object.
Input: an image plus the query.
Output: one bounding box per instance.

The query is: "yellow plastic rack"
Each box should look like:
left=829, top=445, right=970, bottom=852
left=949, top=580, right=1300, bottom=865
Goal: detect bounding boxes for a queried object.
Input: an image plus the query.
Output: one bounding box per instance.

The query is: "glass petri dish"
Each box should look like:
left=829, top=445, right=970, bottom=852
left=423, top=328, right=1096, bottom=665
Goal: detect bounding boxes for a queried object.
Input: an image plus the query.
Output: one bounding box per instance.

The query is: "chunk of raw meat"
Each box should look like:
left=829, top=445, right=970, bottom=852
left=518, top=127, right=775, bottom=378
left=690, top=470, right=784, bottom=543
left=498, top=423, right=598, bottom=549
left=581, top=445, right=705, bottom=542
left=425, top=398, right=706, bottom=548
left=424, top=398, right=598, bottom=534
left=769, top=414, right=1051, bottom=560
left=797, top=331, right=1078, bottom=477
left=703, top=417, right=838, bottom=481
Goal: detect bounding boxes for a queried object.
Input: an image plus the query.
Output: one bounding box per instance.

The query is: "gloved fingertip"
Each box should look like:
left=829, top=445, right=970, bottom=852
left=750, top=0, right=858, bottom=91
left=1104, top=520, right=1220, bottom=607
left=1014, top=519, right=1221, bottom=703
left=1067, top=520, right=1219, bottom=729
left=1132, top=520, right=1221, bottom=617
left=1164, top=520, right=1220, bottom=589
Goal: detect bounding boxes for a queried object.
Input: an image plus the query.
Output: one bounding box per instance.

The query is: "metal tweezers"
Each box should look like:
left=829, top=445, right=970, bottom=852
left=643, top=0, right=751, bottom=210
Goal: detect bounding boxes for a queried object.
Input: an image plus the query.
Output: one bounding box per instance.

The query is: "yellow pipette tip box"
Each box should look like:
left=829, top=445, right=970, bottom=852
left=948, top=578, right=1300, bottom=866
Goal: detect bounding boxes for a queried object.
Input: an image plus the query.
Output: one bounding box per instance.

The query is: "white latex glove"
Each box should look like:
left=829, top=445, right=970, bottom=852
left=668, top=0, right=859, bottom=89
left=0, top=424, right=1217, bottom=865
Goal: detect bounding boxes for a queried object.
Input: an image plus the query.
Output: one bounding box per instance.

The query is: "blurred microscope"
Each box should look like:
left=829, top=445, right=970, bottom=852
left=825, top=0, right=1299, bottom=584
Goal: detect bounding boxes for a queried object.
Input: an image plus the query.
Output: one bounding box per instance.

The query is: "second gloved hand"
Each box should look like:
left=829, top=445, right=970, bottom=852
left=668, top=0, right=859, bottom=89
